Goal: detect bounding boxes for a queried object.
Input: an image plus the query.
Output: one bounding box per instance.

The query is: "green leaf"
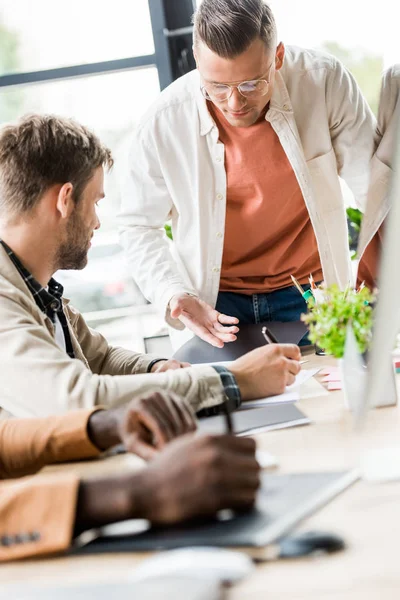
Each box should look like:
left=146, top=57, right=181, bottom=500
left=301, top=284, right=375, bottom=358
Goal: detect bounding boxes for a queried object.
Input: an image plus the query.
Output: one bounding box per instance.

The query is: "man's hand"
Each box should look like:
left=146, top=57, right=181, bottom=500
left=136, top=435, right=260, bottom=523
left=229, top=344, right=301, bottom=400
left=120, top=391, right=196, bottom=459
left=87, top=390, right=196, bottom=460
left=75, top=434, right=260, bottom=533
left=169, top=294, right=239, bottom=348
left=150, top=359, right=191, bottom=372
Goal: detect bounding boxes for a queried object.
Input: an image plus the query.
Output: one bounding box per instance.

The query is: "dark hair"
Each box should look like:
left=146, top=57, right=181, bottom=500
left=0, top=114, right=113, bottom=218
left=193, top=0, right=277, bottom=58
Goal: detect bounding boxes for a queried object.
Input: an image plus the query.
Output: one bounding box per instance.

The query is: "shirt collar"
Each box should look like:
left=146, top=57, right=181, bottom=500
left=0, top=239, right=63, bottom=314
left=193, top=71, right=216, bottom=136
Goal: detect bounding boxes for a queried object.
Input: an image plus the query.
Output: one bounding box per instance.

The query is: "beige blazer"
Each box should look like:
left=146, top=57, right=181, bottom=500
left=0, top=409, right=99, bottom=562
left=0, top=246, right=225, bottom=418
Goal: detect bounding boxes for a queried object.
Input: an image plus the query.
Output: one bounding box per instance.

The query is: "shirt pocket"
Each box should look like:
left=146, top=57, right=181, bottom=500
left=306, top=147, right=343, bottom=213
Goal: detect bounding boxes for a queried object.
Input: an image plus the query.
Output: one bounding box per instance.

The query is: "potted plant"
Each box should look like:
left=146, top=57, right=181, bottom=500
left=300, top=284, right=375, bottom=408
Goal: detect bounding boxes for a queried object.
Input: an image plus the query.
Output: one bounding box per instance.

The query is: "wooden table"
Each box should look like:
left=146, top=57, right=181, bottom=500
left=2, top=352, right=400, bottom=599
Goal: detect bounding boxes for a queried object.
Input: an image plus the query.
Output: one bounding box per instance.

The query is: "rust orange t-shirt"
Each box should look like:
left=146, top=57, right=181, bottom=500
left=209, top=103, right=323, bottom=294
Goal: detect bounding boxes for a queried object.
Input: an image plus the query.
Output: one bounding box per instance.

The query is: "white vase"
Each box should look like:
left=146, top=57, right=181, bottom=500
left=337, top=358, right=349, bottom=410
left=337, top=356, right=367, bottom=413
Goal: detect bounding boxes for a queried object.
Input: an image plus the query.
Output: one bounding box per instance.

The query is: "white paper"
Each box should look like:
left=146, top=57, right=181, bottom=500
left=286, top=368, right=321, bottom=391
left=256, top=449, right=279, bottom=469
left=299, top=376, right=329, bottom=399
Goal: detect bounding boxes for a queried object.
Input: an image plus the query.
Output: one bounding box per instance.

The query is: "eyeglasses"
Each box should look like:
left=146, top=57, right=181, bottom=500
left=201, top=62, right=274, bottom=102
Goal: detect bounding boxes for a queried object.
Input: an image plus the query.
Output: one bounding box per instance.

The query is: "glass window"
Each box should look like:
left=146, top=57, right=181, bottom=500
left=0, top=67, right=160, bottom=312
left=0, top=66, right=160, bottom=226
left=0, top=1, right=166, bottom=345
left=268, top=0, right=390, bottom=115
left=0, top=0, right=154, bottom=75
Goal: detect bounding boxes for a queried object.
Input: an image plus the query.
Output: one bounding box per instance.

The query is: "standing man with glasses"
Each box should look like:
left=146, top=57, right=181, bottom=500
left=120, top=0, right=376, bottom=350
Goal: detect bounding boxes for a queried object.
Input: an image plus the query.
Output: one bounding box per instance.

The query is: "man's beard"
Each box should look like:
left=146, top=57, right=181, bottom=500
left=56, top=209, right=91, bottom=271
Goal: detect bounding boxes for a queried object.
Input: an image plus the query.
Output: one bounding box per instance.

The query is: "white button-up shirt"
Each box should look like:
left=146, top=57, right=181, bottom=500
left=120, top=46, right=376, bottom=349
left=358, top=65, right=400, bottom=258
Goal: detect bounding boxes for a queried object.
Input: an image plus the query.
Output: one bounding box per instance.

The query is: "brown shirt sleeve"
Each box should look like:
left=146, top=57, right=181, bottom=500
left=0, top=410, right=101, bottom=479
left=0, top=473, right=79, bottom=561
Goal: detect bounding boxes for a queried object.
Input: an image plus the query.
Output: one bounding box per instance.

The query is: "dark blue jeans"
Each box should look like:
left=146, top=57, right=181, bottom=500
left=216, top=284, right=314, bottom=345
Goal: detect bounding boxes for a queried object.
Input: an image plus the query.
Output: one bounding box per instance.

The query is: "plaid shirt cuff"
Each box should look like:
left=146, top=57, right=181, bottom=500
left=196, top=365, right=241, bottom=417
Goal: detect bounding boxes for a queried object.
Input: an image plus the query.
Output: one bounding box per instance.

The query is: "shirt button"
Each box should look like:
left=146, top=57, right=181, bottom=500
left=216, top=232, right=223, bottom=238
left=1, top=535, right=14, bottom=546
left=216, top=193, right=223, bottom=200
left=212, top=266, right=220, bottom=273
left=15, top=533, right=30, bottom=544
left=216, top=156, right=222, bottom=162
left=283, top=103, right=290, bottom=110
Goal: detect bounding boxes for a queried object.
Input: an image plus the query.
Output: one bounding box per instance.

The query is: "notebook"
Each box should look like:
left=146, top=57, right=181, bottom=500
left=198, top=402, right=311, bottom=436
left=72, top=470, right=359, bottom=560
left=3, top=579, right=222, bottom=600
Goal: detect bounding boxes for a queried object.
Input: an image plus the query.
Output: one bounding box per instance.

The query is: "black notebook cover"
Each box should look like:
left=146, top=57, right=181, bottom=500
left=173, top=320, right=308, bottom=363
left=198, top=402, right=310, bottom=436
left=72, top=470, right=358, bottom=557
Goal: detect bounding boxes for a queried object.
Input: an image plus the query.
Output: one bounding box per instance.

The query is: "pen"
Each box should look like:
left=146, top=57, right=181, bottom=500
left=290, top=274, right=305, bottom=296
left=356, top=281, right=365, bottom=294
left=222, top=399, right=234, bottom=434
left=262, top=325, right=279, bottom=344
left=291, top=274, right=315, bottom=306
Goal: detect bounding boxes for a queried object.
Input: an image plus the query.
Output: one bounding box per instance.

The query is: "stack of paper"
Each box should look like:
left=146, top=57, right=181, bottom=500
left=320, top=367, right=342, bottom=391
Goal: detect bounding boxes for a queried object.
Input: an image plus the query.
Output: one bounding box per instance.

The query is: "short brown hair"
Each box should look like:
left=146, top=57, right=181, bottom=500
left=193, top=0, right=277, bottom=58
left=0, top=114, right=113, bottom=219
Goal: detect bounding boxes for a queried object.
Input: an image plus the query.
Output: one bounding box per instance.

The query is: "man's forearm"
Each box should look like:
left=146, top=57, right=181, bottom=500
left=106, top=366, right=226, bottom=414
left=74, top=473, right=145, bottom=535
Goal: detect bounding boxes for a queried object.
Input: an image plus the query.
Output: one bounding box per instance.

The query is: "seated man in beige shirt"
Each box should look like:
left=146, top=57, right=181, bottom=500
left=0, top=114, right=300, bottom=420
left=0, top=390, right=259, bottom=561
